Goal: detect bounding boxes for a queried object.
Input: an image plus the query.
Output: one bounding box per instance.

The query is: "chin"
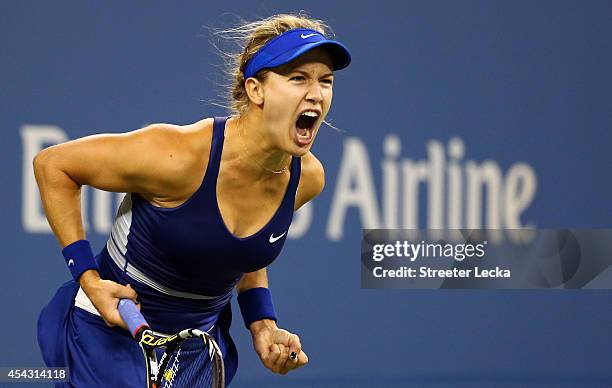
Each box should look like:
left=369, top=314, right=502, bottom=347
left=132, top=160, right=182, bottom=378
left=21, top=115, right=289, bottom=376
left=292, top=145, right=312, bottom=157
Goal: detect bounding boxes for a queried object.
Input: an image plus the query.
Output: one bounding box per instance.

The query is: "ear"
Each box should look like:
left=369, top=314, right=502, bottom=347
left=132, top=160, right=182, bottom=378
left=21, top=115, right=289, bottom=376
left=244, top=77, right=265, bottom=105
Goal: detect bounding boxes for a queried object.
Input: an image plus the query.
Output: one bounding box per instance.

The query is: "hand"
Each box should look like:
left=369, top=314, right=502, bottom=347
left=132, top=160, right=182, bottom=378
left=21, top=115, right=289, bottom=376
left=249, top=319, right=309, bottom=375
left=79, top=270, right=139, bottom=330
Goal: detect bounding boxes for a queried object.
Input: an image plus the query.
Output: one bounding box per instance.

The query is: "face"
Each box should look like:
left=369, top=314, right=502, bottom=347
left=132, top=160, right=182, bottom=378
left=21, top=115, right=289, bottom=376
left=256, top=47, right=334, bottom=155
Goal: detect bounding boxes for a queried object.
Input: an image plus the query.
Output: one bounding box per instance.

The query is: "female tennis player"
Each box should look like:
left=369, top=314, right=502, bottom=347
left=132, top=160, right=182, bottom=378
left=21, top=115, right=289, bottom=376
left=34, top=13, right=350, bottom=387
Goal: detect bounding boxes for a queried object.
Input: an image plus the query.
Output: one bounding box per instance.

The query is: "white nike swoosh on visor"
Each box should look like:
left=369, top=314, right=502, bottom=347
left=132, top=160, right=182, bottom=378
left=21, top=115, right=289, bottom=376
left=68, top=259, right=75, bottom=266
left=269, top=232, right=287, bottom=243
left=301, top=33, right=318, bottom=39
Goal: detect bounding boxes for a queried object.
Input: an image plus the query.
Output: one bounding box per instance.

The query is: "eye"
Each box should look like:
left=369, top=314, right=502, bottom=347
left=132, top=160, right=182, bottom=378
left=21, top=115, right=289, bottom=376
left=321, top=78, right=334, bottom=86
left=290, top=76, right=306, bottom=81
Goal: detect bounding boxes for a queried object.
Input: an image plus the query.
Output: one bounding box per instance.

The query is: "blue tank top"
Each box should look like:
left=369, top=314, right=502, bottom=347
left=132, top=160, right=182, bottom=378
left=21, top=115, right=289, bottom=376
left=96, top=116, right=301, bottom=331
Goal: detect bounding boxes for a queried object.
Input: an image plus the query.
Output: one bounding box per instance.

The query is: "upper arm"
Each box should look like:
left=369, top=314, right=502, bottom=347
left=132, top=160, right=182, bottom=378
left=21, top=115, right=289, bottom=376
left=34, top=123, right=199, bottom=197
left=294, top=152, right=325, bottom=211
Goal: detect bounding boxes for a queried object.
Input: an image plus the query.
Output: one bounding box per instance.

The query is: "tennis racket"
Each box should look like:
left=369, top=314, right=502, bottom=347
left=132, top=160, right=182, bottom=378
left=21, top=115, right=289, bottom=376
left=118, top=299, right=225, bottom=388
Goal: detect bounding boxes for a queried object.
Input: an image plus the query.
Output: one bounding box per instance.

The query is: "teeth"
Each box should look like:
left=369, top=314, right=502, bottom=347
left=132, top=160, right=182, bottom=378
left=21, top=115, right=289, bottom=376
left=301, top=111, right=319, bottom=117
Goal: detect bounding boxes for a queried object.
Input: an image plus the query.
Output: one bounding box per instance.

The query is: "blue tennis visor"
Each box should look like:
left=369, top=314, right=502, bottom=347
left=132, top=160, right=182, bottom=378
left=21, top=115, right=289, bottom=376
left=243, top=28, right=351, bottom=79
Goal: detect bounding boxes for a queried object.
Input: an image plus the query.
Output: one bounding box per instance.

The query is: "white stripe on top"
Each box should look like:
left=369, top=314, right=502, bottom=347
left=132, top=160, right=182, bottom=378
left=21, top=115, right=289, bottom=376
left=111, top=193, right=132, bottom=255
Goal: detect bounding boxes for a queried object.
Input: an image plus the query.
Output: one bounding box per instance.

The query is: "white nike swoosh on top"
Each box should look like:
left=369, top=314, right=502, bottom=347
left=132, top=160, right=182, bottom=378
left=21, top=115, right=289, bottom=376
left=301, top=33, right=318, bottom=39
left=68, top=259, right=75, bottom=266
left=269, top=232, right=287, bottom=243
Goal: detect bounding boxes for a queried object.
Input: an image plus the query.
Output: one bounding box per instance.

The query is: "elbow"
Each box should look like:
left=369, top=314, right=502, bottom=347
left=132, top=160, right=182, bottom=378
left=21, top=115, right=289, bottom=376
left=33, top=147, right=60, bottom=184
left=33, top=148, right=49, bottom=176
left=33, top=147, right=81, bottom=194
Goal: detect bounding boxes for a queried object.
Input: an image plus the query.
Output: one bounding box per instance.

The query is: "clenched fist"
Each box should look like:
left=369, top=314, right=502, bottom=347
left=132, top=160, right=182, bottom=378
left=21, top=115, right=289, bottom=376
left=249, top=319, right=308, bottom=374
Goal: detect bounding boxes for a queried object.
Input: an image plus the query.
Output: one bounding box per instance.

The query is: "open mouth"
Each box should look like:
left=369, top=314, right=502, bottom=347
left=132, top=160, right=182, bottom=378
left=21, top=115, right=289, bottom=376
left=294, top=110, right=319, bottom=146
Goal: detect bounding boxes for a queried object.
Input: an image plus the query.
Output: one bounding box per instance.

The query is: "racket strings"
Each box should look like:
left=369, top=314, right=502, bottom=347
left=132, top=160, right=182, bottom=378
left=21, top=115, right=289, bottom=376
left=160, top=338, right=215, bottom=388
left=160, top=347, right=180, bottom=387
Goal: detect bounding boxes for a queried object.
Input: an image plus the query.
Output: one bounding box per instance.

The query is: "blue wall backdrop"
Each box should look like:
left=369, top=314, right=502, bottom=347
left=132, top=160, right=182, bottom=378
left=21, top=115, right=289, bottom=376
left=1, top=1, right=611, bottom=386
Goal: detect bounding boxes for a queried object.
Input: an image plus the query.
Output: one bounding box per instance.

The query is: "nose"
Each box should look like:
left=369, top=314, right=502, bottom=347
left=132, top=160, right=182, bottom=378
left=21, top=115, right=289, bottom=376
left=305, top=81, right=323, bottom=104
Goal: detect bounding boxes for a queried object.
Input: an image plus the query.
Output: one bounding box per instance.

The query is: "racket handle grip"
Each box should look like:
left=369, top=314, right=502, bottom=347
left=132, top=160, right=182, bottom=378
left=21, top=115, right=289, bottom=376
left=118, top=299, right=149, bottom=339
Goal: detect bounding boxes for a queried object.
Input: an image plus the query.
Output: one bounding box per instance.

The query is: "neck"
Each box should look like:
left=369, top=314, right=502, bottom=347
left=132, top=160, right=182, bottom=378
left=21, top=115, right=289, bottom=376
left=228, top=113, right=291, bottom=176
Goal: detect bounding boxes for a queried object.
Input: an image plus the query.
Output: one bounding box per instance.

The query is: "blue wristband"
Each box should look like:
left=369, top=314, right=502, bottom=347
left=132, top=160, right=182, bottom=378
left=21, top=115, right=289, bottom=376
left=62, top=239, right=98, bottom=281
left=237, top=287, right=277, bottom=329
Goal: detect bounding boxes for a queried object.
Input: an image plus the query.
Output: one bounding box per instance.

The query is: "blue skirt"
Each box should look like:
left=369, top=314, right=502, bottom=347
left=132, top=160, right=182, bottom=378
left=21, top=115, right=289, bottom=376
left=37, top=280, right=238, bottom=387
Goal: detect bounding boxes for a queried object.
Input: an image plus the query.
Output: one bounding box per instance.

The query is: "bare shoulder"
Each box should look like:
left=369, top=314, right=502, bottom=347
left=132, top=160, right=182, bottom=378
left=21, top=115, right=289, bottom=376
left=107, top=120, right=215, bottom=200
left=295, top=152, right=325, bottom=210
left=128, top=118, right=214, bottom=200
left=181, top=117, right=215, bottom=147
left=142, top=118, right=213, bottom=154
left=131, top=121, right=206, bottom=173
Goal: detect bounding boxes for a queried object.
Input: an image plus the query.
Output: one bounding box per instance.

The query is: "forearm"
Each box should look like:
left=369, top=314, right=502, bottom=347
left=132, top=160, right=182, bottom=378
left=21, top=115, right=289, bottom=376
left=33, top=148, right=86, bottom=247
left=236, top=267, right=269, bottom=293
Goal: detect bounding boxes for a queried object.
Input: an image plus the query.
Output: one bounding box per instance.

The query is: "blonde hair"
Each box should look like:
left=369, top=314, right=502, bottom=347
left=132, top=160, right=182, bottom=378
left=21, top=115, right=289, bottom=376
left=213, top=12, right=332, bottom=116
